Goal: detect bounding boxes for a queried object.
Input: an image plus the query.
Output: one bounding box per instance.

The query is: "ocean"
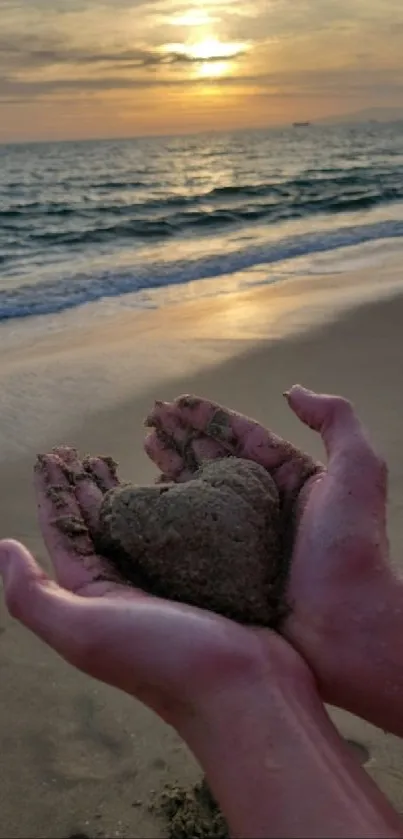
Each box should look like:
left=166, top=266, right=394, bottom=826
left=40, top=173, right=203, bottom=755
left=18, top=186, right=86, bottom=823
left=2, top=122, right=403, bottom=326
left=1, top=122, right=403, bottom=460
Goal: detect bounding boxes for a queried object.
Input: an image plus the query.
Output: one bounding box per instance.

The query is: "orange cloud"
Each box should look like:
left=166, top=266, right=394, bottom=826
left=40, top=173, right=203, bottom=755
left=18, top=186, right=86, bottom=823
left=1, top=0, right=403, bottom=141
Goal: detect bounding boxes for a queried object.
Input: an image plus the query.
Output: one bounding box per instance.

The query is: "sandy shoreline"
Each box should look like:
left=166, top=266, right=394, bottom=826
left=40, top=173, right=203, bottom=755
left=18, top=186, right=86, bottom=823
left=2, top=267, right=403, bottom=836
left=2, top=244, right=403, bottom=464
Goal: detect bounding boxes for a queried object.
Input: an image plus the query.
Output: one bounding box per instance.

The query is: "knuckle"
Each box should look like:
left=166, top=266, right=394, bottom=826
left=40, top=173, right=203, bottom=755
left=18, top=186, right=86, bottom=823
left=371, top=448, right=387, bottom=470
left=330, top=395, right=354, bottom=418
left=6, top=578, right=35, bottom=623
left=175, top=394, right=195, bottom=408
left=359, top=437, right=386, bottom=472
left=352, top=441, right=388, bottom=488
left=0, top=537, right=20, bottom=553
left=0, top=540, right=26, bottom=620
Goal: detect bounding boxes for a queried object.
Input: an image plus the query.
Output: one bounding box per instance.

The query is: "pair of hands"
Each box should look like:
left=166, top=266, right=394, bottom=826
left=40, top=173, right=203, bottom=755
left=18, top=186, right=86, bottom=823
left=0, top=385, right=391, bottom=735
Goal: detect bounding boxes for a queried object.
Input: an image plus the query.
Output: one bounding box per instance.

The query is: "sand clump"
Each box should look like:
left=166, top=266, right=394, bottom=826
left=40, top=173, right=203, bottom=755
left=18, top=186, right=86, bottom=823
left=153, top=778, right=229, bottom=839
left=96, top=457, right=290, bottom=627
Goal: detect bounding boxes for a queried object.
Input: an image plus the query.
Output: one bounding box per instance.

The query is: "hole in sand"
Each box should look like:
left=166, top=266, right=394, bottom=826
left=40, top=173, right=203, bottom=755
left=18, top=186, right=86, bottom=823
left=345, top=738, right=371, bottom=765
left=67, top=833, right=92, bottom=839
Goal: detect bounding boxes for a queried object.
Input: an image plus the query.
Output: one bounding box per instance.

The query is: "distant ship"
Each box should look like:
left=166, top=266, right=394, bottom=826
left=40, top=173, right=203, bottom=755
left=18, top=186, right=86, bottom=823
left=293, top=121, right=311, bottom=127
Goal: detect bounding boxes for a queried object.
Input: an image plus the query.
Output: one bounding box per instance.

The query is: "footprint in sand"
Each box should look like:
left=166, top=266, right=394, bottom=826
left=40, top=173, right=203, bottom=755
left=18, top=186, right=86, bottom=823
left=30, top=692, right=134, bottom=787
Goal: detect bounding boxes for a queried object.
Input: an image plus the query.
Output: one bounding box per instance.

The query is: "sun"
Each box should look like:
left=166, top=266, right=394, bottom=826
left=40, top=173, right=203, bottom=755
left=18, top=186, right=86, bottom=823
left=159, top=36, right=247, bottom=80
left=185, top=36, right=247, bottom=79
left=196, top=60, right=230, bottom=79
left=186, top=36, right=243, bottom=62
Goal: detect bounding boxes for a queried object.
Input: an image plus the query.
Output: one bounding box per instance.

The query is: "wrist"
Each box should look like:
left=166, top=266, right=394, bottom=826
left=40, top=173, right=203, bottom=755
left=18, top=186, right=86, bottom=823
left=342, top=570, right=403, bottom=734
left=179, top=645, right=402, bottom=838
left=179, top=651, right=315, bottom=839
left=178, top=631, right=315, bottom=739
left=286, top=570, right=403, bottom=736
left=177, top=631, right=315, bottom=759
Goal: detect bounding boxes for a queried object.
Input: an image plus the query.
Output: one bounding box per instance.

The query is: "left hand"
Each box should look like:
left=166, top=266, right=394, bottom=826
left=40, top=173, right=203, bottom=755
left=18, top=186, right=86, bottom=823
left=0, top=448, right=312, bottom=734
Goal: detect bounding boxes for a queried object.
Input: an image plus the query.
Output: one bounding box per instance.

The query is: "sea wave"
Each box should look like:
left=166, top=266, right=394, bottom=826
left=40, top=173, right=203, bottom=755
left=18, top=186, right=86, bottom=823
left=2, top=171, right=402, bottom=218
left=2, top=186, right=402, bottom=253
left=1, top=218, right=403, bottom=322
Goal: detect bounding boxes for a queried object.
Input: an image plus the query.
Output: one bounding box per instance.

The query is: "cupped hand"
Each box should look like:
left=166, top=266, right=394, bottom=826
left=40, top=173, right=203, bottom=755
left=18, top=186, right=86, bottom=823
left=144, top=387, right=391, bottom=709
left=0, top=448, right=310, bottom=733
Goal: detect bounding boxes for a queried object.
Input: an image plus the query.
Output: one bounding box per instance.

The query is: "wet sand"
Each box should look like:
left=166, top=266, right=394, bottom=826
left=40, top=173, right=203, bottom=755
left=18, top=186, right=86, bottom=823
left=2, top=275, right=403, bottom=836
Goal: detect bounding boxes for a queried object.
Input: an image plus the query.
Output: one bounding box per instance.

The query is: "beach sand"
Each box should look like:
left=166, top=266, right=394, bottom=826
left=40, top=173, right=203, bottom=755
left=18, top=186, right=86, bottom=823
left=1, top=262, right=403, bottom=837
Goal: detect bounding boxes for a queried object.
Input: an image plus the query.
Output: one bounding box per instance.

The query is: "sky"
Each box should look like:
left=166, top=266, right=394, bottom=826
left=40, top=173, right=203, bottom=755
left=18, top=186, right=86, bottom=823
left=1, top=0, right=403, bottom=142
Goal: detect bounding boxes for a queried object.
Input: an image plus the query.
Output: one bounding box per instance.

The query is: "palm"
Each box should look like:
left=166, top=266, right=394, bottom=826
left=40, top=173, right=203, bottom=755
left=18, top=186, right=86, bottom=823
left=144, top=389, right=389, bottom=664
left=1, top=447, right=292, bottom=724
left=143, top=392, right=325, bottom=595
left=0, top=388, right=388, bottom=723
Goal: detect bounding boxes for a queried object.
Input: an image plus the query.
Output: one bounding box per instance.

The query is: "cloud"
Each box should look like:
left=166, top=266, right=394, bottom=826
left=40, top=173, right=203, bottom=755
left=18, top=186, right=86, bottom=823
left=1, top=42, right=246, bottom=67
left=2, top=64, right=403, bottom=104
left=1, top=0, right=403, bottom=138
left=0, top=1, right=249, bottom=75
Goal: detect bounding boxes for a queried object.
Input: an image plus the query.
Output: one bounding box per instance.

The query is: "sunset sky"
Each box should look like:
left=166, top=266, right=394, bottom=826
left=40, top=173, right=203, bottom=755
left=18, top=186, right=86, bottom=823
left=1, top=0, right=403, bottom=142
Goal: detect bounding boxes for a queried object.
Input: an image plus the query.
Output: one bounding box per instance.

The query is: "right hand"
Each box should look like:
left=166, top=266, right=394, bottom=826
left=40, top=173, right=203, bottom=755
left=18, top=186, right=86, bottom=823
left=144, top=387, right=393, bottom=719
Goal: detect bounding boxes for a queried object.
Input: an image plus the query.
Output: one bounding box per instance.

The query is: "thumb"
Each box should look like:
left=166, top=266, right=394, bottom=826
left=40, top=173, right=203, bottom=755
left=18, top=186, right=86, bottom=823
left=285, top=385, right=384, bottom=484
left=285, top=385, right=362, bottom=454
left=0, top=539, right=87, bottom=665
left=0, top=538, right=51, bottom=615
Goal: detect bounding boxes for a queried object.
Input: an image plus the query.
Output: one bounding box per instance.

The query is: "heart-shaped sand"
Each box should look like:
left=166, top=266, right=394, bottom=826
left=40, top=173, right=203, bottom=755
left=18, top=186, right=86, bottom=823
left=96, top=457, right=289, bottom=627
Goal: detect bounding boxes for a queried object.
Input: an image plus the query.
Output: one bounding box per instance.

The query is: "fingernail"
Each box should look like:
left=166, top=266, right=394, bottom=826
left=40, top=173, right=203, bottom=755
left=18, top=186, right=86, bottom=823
left=283, top=390, right=291, bottom=399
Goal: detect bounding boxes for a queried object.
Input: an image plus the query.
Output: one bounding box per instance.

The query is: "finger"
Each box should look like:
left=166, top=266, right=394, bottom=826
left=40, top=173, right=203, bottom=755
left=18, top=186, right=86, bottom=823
left=147, top=397, right=241, bottom=451
left=35, top=452, right=111, bottom=591
left=151, top=396, right=299, bottom=469
left=0, top=540, right=236, bottom=706
left=144, top=428, right=229, bottom=481
left=192, top=436, right=230, bottom=464
left=0, top=540, right=170, bottom=709
left=285, top=385, right=386, bottom=463
left=60, top=451, right=147, bottom=586
left=144, top=429, right=186, bottom=479
left=145, top=401, right=189, bottom=442
left=54, top=446, right=104, bottom=534
left=0, top=539, right=90, bottom=665
left=286, top=385, right=385, bottom=477
left=53, top=449, right=122, bottom=579
left=145, top=404, right=202, bottom=475
left=144, top=431, right=227, bottom=483
left=83, top=455, right=119, bottom=494
left=146, top=396, right=321, bottom=496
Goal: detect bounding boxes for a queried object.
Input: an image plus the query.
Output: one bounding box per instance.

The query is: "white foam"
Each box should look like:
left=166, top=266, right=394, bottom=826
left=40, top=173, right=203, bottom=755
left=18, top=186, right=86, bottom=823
left=1, top=237, right=403, bottom=463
